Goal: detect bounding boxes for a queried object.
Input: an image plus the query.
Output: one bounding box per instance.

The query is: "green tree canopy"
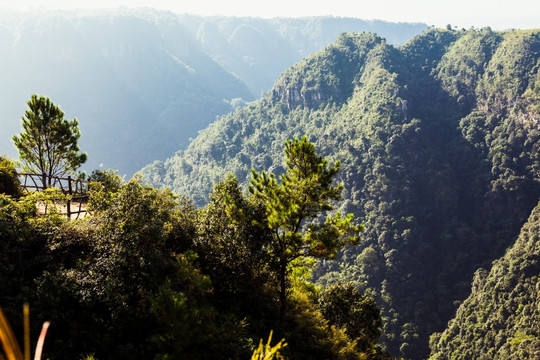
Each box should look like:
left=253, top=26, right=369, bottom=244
left=249, top=136, right=362, bottom=332
left=12, top=95, right=87, bottom=187
left=318, top=282, right=382, bottom=353
left=0, top=156, right=21, bottom=196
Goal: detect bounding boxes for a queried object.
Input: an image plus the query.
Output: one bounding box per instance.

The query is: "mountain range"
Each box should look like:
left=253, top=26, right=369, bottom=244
left=3, top=8, right=539, bottom=359
left=140, top=27, right=540, bottom=359
left=0, top=9, right=426, bottom=176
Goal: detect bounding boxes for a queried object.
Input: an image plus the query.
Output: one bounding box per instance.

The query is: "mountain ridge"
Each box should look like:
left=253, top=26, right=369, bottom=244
left=140, top=27, right=540, bottom=359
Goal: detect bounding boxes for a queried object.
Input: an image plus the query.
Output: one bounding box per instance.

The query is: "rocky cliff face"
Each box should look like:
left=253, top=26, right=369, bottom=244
left=271, top=76, right=338, bottom=110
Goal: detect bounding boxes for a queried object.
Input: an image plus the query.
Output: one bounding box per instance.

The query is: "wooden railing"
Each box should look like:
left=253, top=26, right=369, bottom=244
left=18, top=173, right=90, bottom=219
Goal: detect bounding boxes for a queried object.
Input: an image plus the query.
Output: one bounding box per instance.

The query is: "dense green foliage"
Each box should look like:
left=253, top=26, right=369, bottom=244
left=318, top=282, right=386, bottom=358
left=0, top=142, right=391, bottom=359
left=140, top=28, right=540, bottom=359
left=13, top=95, right=87, bottom=184
left=87, top=169, right=123, bottom=193
left=0, top=156, right=21, bottom=197
left=249, top=136, right=361, bottom=332
left=429, top=202, right=540, bottom=359
left=0, top=10, right=425, bottom=175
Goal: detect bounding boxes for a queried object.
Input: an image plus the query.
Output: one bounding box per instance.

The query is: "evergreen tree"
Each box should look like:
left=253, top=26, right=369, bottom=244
left=249, top=136, right=362, bottom=333
left=12, top=95, right=87, bottom=187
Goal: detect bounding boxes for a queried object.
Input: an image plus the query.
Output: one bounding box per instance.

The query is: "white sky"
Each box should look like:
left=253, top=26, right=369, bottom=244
left=0, top=0, right=539, bottom=30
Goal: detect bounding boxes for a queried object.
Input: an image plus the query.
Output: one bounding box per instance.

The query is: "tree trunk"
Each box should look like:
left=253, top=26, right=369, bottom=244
left=277, top=259, right=287, bottom=337
left=42, top=172, right=47, bottom=190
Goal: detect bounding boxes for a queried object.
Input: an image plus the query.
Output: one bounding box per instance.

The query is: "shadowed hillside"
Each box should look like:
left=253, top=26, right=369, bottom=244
left=140, top=28, right=540, bottom=359
left=429, top=202, right=540, bottom=360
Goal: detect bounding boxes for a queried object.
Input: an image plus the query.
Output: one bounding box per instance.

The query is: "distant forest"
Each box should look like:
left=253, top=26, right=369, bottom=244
left=141, top=28, right=540, bottom=359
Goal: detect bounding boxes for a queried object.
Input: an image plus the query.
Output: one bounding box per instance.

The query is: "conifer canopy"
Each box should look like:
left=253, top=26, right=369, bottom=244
left=12, top=95, right=87, bottom=186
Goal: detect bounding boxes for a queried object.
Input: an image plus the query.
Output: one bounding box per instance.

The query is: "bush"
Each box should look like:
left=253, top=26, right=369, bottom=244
left=0, top=156, right=21, bottom=197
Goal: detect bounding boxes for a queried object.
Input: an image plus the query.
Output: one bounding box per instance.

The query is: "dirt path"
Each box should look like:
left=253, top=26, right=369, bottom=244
left=36, top=201, right=88, bottom=219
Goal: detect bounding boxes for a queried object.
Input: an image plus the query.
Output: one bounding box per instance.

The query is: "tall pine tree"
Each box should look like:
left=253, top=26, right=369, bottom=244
left=249, top=136, right=362, bottom=333
left=12, top=95, right=87, bottom=187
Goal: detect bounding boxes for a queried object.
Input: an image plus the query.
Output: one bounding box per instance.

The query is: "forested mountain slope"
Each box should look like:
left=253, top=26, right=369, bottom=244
left=140, top=28, right=540, bottom=359
left=429, top=202, right=540, bottom=360
left=0, top=9, right=425, bottom=176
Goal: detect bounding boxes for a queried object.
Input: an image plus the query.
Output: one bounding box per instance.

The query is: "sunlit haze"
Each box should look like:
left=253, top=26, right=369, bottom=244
left=1, top=0, right=539, bottom=30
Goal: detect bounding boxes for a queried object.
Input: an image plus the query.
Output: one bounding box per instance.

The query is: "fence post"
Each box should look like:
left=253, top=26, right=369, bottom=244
left=67, top=176, right=72, bottom=219
left=42, top=173, right=47, bottom=190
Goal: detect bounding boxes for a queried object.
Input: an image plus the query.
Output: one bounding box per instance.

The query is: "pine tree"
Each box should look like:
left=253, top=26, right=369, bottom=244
left=12, top=95, right=87, bottom=187
left=249, top=136, right=362, bottom=333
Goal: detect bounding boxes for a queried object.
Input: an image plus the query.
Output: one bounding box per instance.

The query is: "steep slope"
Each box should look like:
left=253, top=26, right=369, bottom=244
left=141, top=32, right=398, bottom=204
left=429, top=202, right=540, bottom=360
left=140, top=28, right=540, bottom=360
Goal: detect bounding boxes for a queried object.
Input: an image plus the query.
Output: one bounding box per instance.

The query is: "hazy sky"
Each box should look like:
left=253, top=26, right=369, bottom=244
left=0, top=0, right=539, bottom=30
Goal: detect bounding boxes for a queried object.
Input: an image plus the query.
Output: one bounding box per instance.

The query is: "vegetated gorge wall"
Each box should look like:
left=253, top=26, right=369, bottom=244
left=140, top=28, right=540, bottom=359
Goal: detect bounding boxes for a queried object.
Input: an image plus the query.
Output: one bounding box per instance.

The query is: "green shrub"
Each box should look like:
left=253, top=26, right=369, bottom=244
left=0, top=156, right=21, bottom=197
